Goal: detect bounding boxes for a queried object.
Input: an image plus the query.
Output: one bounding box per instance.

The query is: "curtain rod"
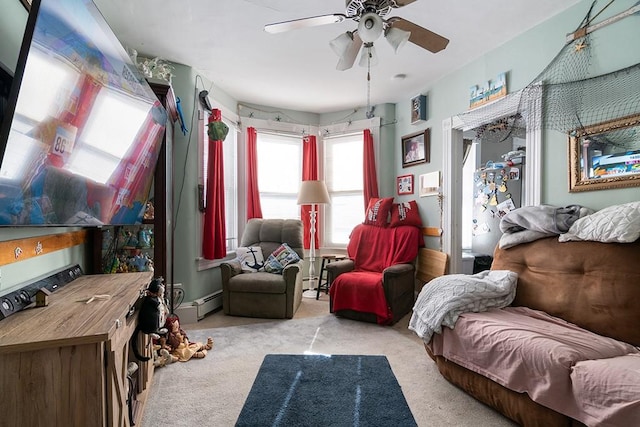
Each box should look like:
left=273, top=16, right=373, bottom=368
left=252, top=128, right=311, bottom=138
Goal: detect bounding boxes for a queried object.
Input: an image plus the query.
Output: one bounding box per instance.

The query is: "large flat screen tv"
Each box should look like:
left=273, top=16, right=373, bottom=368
left=0, top=0, right=167, bottom=226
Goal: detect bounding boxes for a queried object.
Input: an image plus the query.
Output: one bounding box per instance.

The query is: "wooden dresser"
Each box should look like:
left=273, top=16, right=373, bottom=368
left=0, top=272, right=154, bottom=427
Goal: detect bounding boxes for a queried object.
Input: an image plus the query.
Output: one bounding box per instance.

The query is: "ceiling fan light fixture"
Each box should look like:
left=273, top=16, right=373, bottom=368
left=329, top=31, right=354, bottom=57
left=358, top=12, right=384, bottom=43
left=385, top=27, right=411, bottom=53
left=358, top=44, right=378, bottom=68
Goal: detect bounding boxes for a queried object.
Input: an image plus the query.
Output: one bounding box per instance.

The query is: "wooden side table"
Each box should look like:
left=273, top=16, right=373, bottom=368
left=316, top=254, right=347, bottom=299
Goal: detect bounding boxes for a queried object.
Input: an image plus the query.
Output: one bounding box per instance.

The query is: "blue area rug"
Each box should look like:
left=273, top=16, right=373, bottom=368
left=235, top=354, right=417, bottom=427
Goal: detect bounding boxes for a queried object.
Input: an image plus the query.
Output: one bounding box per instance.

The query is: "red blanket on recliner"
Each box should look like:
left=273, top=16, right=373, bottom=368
left=330, top=224, right=422, bottom=324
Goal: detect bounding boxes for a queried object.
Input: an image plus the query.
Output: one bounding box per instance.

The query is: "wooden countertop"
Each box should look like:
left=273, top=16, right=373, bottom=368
left=0, top=272, right=152, bottom=354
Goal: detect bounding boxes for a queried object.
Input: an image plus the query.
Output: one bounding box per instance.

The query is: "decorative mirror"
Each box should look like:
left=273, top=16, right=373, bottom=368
left=569, top=113, right=640, bottom=192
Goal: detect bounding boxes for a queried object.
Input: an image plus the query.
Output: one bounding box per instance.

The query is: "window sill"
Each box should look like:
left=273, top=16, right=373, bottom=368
left=196, top=252, right=237, bottom=271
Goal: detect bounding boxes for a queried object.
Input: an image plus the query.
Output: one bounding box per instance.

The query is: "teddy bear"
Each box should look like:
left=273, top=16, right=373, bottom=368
left=152, top=344, right=178, bottom=368
left=164, top=315, right=213, bottom=361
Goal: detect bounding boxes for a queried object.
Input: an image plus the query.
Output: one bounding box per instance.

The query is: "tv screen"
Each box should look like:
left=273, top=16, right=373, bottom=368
left=0, top=0, right=167, bottom=226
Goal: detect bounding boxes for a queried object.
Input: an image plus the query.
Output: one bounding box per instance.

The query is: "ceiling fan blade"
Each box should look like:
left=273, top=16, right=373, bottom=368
left=336, top=32, right=363, bottom=71
left=265, top=14, right=347, bottom=34
left=387, top=17, right=449, bottom=53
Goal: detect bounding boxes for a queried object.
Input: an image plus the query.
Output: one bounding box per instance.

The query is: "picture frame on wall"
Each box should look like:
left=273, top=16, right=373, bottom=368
left=401, top=128, right=430, bottom=168
left=419, top=171, right=440, bottom=197
left=397, top=174, right=414, bottom=195
left=411, top=94, right=427, bottom=124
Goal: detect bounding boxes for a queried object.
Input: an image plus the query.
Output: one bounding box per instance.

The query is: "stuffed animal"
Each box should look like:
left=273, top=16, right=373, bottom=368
left=164, top=315, right=213, bottom=361
left=152, top=344, right=178, bottom=368
left=130, top=278, right=166, bottom=361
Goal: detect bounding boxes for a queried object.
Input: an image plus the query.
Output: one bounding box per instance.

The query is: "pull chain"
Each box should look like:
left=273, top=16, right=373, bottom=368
left=366, top=46, right=372, bottom=118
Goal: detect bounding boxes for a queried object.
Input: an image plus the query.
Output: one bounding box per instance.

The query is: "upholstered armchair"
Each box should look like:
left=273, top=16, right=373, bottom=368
left=220, top=219, right=304, bottom=319
left=326, top=223, right=423, bottom=325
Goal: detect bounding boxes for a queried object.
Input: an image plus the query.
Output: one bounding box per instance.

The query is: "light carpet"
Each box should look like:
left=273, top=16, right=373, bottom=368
left=141, top=313, right=516, bottom=427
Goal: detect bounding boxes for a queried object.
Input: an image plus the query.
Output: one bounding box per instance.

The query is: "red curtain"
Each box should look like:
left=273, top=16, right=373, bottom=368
left=363, top=129, right=379, bottom=211
left=202, top=109, right=227, bottom=260
left=301, top=135, right=319, bottom=249
left=246, top=127, right=263, bottom=220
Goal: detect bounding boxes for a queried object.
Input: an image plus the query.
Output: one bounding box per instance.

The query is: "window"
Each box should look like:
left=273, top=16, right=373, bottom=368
left=324, top=132, right=364, bottom=246
left=256, top=132, right=302, bottom=219
left=198, top=108, right=238, bottom=268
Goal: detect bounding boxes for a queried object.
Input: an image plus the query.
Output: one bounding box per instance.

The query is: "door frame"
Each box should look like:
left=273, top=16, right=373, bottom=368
left=442, top=86, right=542, bottom=273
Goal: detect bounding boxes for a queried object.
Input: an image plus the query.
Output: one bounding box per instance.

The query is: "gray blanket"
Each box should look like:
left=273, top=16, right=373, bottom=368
left=499, top=205, right=593, bottom=249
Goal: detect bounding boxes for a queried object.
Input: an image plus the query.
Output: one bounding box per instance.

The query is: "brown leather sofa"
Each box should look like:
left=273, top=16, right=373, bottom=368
left=424, top=237, right=640, bottom=426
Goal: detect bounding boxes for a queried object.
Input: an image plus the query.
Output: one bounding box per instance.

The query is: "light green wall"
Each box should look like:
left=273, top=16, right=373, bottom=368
left=392, top=0, right=640, bottom=241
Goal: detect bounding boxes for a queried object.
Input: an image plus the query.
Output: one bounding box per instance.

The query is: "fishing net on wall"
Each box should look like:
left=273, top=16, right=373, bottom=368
left=457, top=0, right=640, bottom=143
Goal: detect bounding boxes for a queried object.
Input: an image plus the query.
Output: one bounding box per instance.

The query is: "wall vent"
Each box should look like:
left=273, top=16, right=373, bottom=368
left=193, top=290, right=222, bottom=320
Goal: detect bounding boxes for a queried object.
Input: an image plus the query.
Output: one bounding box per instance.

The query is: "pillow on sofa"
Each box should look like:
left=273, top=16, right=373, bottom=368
left=263, top=243, right=301, bottom=274
left=559, top=201, right=640, bottom=243
left=390, top=200, right=422, bottom=228
left=363, top=197, right=393, bottom=227
left=236, top=246, right=264, bottom=272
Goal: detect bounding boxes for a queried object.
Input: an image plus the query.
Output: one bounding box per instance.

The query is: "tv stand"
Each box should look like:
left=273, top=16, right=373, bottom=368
left=0, top=271, right=154, bottom=426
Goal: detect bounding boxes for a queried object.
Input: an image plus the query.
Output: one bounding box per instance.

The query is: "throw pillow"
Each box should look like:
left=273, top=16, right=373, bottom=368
left=390, top=200, right=422, bottom=227
left=363, top=197, right=394, bottom=227
left=235, top=246, right=265, bottom=272
left=559, top=201, right=640, bottom=243
left=263, top=243, right=301, bottom=274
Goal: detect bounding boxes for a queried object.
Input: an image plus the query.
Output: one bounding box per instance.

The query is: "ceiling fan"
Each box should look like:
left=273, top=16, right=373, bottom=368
left=264, top=0, right=450, bottom=71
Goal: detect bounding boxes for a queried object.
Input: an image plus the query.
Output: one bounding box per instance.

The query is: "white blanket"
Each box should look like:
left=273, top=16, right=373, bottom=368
left=409, top=270, right=518, bottom=342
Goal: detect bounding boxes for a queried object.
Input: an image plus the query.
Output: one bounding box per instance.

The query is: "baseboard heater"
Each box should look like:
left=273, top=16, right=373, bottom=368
left=193, top=290, right=223, bottom=320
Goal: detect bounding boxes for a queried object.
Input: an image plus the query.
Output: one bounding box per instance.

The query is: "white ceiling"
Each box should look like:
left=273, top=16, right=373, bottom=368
left=93, top=0, right=583, bottom=114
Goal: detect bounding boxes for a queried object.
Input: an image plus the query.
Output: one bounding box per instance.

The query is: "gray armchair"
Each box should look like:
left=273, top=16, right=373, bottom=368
left=220, top=219, right=304, bottom=319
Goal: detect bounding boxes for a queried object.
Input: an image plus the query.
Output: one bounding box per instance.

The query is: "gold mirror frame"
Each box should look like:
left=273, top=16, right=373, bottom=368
left=569, top=113, right=640, bottom=192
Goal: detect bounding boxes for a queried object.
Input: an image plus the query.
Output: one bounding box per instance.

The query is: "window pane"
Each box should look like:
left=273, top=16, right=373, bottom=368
left=260, top=195, right=299, bottom=219
left=257, top=132, right=301, bottom=219
left=324, top=133, right=364, bottom=246
left=326, top=138, right=363, bottom=192
left=327, top=194, right=363, bottom=245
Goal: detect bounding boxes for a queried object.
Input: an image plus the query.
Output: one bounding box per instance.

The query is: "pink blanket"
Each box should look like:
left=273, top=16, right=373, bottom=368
left=330, top=225, right=422, bottom=324
left=428, top=307, right=640, bottom=423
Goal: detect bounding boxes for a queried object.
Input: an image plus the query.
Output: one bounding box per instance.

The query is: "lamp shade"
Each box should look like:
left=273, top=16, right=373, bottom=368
left=357, top=12, right=384, bottom=43
left=330, top=32, right=354, bottom=57
left=385, top=27, right=411, bottom=53
left=297, top=180, right=331, bottom=205
left=358, top=44, right=378, bottom=68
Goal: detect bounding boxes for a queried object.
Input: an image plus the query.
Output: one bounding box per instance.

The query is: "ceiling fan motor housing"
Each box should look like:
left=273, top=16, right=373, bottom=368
left=358, top=12, right=384, bottom=42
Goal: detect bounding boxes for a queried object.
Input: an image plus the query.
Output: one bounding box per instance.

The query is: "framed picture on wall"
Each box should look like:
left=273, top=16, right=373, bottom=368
left=411, top=94, right=427, bottom=124
left=401, top=129, right=430, bottom=168
left=397, top=174, right=414, bottom=195
left=419, top=171, right=440, bottom=197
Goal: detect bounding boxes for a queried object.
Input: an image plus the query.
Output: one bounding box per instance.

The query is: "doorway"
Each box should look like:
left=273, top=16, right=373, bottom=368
left=442, top=89, right=542, bottom=273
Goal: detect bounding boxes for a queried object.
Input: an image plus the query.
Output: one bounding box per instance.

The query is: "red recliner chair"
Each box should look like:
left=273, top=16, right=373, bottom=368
left=326, top=223, right=423, bottom=325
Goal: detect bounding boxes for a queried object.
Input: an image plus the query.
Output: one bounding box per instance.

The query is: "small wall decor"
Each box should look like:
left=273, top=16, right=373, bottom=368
left=469, top=72, right=507, bottom=109
left=411, top=94, right=427, bottom=124
left=401, top=128, right=430, bottom=168
left=419, top=171, right=440, bottom=197
left=397, top=174, right=414, bottom=195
